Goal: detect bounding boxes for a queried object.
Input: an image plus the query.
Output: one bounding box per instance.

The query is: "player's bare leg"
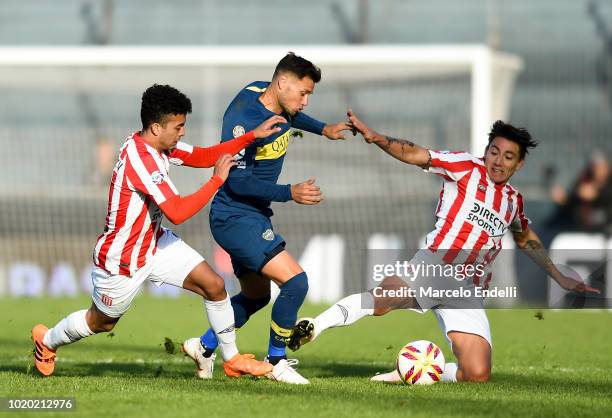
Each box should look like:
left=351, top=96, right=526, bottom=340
left=289, top=275, right=417, bottom=351
left=86, top=303, right=121, bottom=332
left=182, top=261, right=272, bottom=378
left=259, top=250, right=310, bottom=384
left=447, top=331, right=491, bottom=382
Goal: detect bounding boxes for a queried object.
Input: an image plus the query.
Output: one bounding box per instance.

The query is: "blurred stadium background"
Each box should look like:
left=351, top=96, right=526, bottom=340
left=0, top=0, right=609, bottom=303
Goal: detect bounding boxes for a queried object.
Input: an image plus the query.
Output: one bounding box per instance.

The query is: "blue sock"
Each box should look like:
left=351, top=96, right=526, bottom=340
left=269, top=272, right=309, bottom=359
left=200, top=293, right=270, bottom=353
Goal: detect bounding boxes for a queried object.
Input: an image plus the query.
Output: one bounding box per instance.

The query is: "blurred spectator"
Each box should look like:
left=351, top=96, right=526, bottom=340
left=547, top=150, right=611, bottom=234
left=91, top=137, right=116, bottom=187
left=543, top=165, right=568, bottom=206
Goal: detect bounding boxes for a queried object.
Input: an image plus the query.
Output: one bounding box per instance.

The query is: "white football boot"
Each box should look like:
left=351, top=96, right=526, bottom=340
left=370, top=369, right=402, bottom=383
left=287, top=318, right=319, bottom=351
left=182, top=338, right=216, bottom=379
left=265, top=357, right=310, bottom=385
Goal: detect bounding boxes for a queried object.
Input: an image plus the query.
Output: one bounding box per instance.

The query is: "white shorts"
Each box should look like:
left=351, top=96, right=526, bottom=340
left=92, top=228, right=204, bottom=318
left=431, top=307, right=492, bottom=349
left=396, top=249, right=491, bottom=348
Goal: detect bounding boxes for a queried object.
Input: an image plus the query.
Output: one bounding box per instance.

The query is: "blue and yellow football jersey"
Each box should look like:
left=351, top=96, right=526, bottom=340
left=211, top=81, right=325, bottom=217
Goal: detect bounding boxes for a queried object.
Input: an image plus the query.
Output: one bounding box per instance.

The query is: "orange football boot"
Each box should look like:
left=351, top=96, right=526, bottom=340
left=31, top=324, right=56, bottom=376
left=223, top=353, right=273, bottom=377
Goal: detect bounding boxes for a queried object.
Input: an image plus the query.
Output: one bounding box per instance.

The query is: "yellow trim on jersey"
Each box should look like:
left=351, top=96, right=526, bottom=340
left=270, top=320, right=292, bottom=338
left=255, top=131, right=290, bottom=160
left=246, top=86, right=267, bottom=93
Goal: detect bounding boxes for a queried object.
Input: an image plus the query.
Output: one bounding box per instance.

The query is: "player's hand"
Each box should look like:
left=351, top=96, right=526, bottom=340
left=322, top=122, right=353, bottom=140
left=347, top=109, right=378, bottom=143
left=253, top=115, right=287, bottom=139
left=556, top=275, right=600, bottom=294
left=213, top=154, right=237, bottom=182
left=291, top=178, right=323, bottom=205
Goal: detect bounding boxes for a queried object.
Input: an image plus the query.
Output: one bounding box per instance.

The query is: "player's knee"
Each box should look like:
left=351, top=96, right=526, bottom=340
left=461, top=365, right=491, bottom=382
left=294, top=272, right=309, bottom=296
left=87, top=305, right=120, bottom=333
left=195, top=274, right=226, bottom=301
left=373, top=306, right=393, bottom=316
left=98, top=321, right=118, bottom=333
left=281, top=272, right=309, bottom=300
left=206, top=276, right=227, bottom=300
left=89, top=317, right=118, bottom=333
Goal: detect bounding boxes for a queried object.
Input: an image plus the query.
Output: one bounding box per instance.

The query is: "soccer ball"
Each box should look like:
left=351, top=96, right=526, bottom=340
left=396, top=340, right=445, bottom=385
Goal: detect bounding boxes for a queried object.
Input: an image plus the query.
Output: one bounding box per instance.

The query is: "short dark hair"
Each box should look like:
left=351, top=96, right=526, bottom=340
left=272, top=52, right=321, bottom=83
left=487, top=120, right=538, bottom=160
left=140, top=84, right=192, bottom=129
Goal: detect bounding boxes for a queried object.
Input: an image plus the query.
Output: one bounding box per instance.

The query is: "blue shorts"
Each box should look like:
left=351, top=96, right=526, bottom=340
left=209, top=210, right=285, bottom=278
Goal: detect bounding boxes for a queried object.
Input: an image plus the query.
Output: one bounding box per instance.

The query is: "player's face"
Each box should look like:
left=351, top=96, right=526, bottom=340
left=156, top=113, right=187, bottom=150
left=278, top=74, right=315, bottom=116
left=484, top=137, right=524, bottom=184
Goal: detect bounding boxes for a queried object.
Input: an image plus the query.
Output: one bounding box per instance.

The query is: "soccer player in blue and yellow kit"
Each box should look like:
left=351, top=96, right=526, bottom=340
left=182, top=53, right=351, bottom=384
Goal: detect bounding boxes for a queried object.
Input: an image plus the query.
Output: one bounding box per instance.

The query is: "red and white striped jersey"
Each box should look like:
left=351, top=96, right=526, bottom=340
left=93, top=132, right=195, bottom=276
left=423, top=150, right=530, bottom=283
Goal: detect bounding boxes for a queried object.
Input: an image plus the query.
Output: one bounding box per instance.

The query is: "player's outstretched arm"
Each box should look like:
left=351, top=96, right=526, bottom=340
left=176, top=115, right=286, bottom=168
left=291, top=112, right=352, bottom=140
left=347, top=109, right=431, bottom=167
left=159, top=154, right=236, bottom=225
left=512, top=227, right=600, bottom=294
left=322, top=121, right=353, bottom=140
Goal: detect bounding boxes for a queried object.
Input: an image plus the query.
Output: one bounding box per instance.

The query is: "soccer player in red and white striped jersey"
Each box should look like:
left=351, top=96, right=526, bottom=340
left=31, top=84, right=286, bottom=378
left=289, top=110, right=599, bottom=383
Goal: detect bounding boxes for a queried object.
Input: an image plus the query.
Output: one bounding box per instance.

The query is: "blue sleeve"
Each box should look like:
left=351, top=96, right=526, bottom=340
left=291, top=112, right=325, bottom=135
left=225, top=175, right=292, bottom=202
left=224, top=142, right=292, bottom=202
left=221, top=93, right=292, bottom=202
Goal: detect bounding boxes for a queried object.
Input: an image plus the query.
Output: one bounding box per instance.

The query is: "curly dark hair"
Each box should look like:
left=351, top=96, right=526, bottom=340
left=140, top=84, right=192, bottom=129
left=488, top=120, right=538, bottom=160
left=272, top=52, right=321, bottom=83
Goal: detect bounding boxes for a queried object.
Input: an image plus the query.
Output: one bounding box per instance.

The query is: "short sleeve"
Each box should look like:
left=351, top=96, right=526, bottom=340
left=125, top=145, right=179, bottom=205
left=509, top=192, right=531, bottom=232
left=425, top=150, right=479, bottom=182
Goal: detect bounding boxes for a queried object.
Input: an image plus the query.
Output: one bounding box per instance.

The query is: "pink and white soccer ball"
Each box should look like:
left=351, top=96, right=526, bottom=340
left=396, top=340, right=445, bottom=385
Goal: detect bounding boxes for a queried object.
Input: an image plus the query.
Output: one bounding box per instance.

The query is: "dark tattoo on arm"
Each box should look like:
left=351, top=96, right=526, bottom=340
left=418, top=151, right=432, bottom=170
left=524, top=239, right=555, bottom=270
left=382, top=136, right=415, bottom=159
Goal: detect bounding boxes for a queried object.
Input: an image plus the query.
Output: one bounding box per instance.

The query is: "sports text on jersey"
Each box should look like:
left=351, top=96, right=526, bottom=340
left=255, top=130, right=291, bottom=160
left=467, top=201, right=508, bottom=237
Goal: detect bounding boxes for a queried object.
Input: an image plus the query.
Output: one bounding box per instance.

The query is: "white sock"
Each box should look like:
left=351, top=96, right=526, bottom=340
left=42, top=309, right=95, bottom=350
left=204, top=296, right=239, bottom=361
left=441, top=362, right=458, bottom=382
left=314, top=292, right=375, bottom=333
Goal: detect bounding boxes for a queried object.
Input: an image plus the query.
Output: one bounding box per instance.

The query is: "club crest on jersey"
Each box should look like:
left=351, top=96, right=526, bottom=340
left=478, top=184, right=486, bottom=191
left=232, top=125, right=246, bottom=138
left=262, top=229, right=275, bottom=241
left=101, top=294, right=113, bottom=307
left=151, top=171, right=165, bottom=184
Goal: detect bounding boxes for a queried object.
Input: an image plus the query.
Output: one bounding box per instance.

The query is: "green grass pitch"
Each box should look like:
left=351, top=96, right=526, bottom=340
left=1, top=295, right=611, bottom=418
